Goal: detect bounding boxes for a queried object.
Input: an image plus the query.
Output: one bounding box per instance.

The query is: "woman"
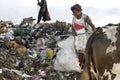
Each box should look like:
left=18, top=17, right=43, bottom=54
left=71, top=4, right=96, bottom=64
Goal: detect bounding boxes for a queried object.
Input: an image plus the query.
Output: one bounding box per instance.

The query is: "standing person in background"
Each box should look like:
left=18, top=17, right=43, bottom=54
left=71, top=4, right=96, bottom=66
left=37, top=0, right=51, bottom=23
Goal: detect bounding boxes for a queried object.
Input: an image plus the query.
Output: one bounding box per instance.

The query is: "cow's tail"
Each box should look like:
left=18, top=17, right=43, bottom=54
left=86, top=27, right=103, bottom=80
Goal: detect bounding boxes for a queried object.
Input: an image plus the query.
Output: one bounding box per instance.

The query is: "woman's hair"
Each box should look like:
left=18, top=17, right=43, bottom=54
left=71, top=4, right=82, bottom=12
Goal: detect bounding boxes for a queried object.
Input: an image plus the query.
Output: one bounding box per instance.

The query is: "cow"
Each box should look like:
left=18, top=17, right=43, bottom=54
left=80, top=25, right=120, bottom=80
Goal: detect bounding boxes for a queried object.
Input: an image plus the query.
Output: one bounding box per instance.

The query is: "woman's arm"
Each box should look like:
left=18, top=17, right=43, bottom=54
left=86, top=16, right=96, bottom=31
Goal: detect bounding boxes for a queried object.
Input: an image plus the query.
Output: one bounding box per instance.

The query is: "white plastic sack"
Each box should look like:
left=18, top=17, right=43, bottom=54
left=54, top=36, right=82, bottom=72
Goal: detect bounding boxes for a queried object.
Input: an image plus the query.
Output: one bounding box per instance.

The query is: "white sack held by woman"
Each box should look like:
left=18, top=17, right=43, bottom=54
left=54, top=36, right=83, bottom=72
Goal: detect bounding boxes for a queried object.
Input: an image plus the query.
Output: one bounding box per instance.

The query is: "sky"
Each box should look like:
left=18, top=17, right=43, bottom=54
left=0, top=0, right=120, bottom=26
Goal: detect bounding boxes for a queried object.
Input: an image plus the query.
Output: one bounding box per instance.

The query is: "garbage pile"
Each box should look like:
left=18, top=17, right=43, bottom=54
left=0, top=17, right=81, bottom=80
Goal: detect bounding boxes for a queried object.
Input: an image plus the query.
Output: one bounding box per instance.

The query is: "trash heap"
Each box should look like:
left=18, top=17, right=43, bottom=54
left=0, top=17, right=78, bottom=80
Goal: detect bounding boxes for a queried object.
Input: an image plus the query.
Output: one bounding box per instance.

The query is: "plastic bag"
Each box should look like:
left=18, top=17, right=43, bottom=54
left=46, top=48, right=54, bottom=59
left=0, top=69, right=2, bottom=74
left=54, top=36, right=82, bottom=72
left=5, top=29, right=14, bottom=40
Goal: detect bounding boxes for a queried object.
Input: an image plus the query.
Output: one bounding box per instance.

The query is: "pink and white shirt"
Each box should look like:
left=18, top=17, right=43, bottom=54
left=72, top=14, right=86, bottom=34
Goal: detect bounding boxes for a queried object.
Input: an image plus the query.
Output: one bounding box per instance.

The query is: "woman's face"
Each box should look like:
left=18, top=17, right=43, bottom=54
left=72, top=10, right=81, bottom=18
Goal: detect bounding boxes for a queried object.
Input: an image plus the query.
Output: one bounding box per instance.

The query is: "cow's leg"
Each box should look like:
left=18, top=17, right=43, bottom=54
left=80, top=67, right=90, bottom=80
